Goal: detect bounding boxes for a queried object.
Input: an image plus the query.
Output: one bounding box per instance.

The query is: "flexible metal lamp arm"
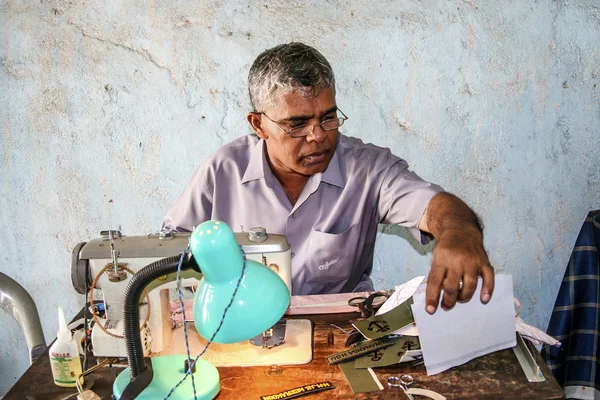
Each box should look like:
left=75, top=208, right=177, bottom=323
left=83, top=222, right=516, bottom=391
left=120, top=252, right=198, bottom=400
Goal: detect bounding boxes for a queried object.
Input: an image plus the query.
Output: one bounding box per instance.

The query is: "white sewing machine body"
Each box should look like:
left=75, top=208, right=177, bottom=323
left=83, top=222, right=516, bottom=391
left=71, top=229, right=293, bottom=359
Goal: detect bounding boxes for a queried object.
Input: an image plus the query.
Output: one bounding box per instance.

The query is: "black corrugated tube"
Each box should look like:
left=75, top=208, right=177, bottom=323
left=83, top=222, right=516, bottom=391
left=122, top=253, right=196, bottom=378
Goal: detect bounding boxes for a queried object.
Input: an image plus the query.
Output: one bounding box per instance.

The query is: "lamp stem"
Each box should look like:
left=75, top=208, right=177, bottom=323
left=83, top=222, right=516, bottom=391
left=120, top=253, right=197, bottom=399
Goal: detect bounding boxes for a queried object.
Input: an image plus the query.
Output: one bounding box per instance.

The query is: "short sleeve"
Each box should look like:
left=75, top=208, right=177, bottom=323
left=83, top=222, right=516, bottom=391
left=162, top=162, right=214, bottom=232
left=378, top=161, right=444, bottom=244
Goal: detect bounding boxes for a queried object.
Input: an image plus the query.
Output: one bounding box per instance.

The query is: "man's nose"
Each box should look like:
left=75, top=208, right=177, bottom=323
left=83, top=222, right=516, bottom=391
left=305, top=124, right=328, bottom=143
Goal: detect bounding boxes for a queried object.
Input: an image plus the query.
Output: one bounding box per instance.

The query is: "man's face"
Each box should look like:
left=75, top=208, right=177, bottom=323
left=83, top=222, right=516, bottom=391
left=250, top=87, right=339, bottom=181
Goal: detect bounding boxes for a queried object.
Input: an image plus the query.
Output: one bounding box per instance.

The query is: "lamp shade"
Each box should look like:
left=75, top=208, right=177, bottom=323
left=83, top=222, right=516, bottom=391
left=190, top=220, right=290, bottom=343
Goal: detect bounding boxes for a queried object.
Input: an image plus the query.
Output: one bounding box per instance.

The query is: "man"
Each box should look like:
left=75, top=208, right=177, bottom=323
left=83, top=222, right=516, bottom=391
left=163, top=42, right=494, bottom=314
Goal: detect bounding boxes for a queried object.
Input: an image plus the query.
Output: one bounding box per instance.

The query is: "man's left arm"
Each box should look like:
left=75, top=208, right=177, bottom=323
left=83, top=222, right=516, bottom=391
left=419, top=192, right=495, bottom=314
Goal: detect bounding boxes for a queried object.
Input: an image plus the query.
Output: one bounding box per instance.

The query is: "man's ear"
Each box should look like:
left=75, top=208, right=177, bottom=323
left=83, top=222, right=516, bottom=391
left=247, top=112, right=268, bottom=140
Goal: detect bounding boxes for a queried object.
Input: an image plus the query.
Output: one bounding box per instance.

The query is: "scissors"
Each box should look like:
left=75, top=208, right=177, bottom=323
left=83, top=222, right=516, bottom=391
left=347, top=290, right=392, bottom=318
left=388, top=375, right=415, bottom=399
left=387, top=374, right=446, bottom=400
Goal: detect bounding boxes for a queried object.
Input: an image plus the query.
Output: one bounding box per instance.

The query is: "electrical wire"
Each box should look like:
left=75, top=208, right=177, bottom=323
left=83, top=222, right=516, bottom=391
left=89, top=264, right=151, bottom=339
left=164, top=246, right=248, bottom=400
left=175, top=246, right=197, bottom=398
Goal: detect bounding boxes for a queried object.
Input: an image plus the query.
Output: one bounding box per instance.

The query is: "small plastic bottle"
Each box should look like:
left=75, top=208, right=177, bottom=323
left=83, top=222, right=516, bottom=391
left=49, top=306, right=83, bottom=387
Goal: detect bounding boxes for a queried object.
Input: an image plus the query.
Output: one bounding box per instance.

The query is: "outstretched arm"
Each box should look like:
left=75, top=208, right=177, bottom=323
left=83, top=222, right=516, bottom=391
left=419, top=192, right=494, bottom=314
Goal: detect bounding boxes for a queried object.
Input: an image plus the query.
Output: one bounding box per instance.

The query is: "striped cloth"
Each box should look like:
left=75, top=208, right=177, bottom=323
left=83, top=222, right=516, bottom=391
left=543, top=210, right=600, bottom=400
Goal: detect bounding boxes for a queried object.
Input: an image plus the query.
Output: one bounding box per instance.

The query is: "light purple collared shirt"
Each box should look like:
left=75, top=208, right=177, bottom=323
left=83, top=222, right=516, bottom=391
left=163, top=134, right=443, bottom=295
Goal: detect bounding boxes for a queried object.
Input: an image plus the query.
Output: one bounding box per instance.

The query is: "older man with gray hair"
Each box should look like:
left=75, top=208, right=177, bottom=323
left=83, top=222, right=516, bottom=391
left=163, top=42, right=494, bottom=313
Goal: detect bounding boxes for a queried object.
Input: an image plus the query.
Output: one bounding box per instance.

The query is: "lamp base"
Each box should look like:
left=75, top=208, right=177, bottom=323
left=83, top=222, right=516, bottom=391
left=113, top=355, right=220, bottom=400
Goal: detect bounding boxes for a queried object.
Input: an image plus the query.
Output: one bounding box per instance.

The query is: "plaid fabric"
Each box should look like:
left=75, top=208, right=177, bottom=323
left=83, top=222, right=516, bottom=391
left=543, top=210, right=600, bottom=399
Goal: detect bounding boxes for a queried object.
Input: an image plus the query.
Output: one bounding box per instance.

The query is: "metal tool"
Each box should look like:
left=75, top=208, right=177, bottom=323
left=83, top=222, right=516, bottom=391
left=344, top=329, right=363, bottom=347
left=348, top=291, right=392, bottom=318
left=513, top=332, right=546, bottom=382
left=387, top=375, right=447, bottom=400
left=388, top=375, right=414, bottom=400
left=399, top=375, right=414, bottom=400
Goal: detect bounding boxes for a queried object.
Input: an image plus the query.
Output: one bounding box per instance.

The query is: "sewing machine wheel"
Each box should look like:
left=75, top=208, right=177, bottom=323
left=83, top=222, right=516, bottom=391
left=71, top=241, right=89, bottom=294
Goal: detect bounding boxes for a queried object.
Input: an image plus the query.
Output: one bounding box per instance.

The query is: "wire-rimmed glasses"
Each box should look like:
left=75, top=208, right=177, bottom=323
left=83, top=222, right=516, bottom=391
left=260, top=109, right=348, bottom=138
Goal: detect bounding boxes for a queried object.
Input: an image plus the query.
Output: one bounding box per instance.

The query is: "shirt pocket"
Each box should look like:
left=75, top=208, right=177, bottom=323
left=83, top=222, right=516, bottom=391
left=305, top=224, right=359, bottom=287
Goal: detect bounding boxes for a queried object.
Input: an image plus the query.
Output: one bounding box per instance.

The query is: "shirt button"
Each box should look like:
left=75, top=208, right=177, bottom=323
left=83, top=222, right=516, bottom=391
left=291, top=252, right=295, bottom=258
left=291, top=212, right=296, bottom=218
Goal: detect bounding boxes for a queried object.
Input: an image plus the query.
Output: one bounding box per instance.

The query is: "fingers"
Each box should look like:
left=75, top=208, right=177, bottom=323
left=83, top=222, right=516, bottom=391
left=480, top=264, right=495, bottom=303
left=425, top=266, right=446, bottom=314
left=441, top=269, right=461, bottom=311
left=426, top=264, right=496, bottom=313
left=424, top=226, right=496, bottom=313
left=457, top=275, right=478, bottom=303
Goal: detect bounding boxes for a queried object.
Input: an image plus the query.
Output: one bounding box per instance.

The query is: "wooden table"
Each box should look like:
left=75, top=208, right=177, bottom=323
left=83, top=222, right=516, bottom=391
left=4, top=313, right=565, bottom=400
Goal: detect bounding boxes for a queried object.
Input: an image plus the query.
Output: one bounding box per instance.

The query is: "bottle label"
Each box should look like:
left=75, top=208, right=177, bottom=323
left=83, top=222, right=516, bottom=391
left=50, top=354, right=82, bottom=385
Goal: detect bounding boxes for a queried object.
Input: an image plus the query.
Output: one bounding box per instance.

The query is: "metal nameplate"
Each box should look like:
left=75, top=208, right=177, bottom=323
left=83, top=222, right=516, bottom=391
left=338, top=361, right=383, bottom=394
left=327, top=337, right=394, bottom=365
left=354, top=336, right=421, bottom=369
left=352, top=296, right=415, bottom=340
left=260, top=382, right=334, bottom=400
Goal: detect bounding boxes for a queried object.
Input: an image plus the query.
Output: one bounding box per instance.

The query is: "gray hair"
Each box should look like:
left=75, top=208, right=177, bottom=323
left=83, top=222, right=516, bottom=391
left=248, top=42, right=335, bottom=112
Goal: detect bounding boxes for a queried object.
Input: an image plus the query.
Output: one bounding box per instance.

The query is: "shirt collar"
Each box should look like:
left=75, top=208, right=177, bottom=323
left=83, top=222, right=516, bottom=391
left=240, top=135, right=345, bottom=189
left=319, top=142, right=344, bottom=189
left=241, top=137, right=267, bottom=184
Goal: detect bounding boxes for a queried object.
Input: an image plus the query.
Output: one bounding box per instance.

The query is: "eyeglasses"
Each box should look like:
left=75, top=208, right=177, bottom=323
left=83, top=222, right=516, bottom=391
left=260, top=109, right=348, bottom=138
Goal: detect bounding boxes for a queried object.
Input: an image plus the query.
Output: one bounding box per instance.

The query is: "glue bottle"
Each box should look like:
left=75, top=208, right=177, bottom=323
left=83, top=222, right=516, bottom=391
left=49, top=306, right=83, bottom=387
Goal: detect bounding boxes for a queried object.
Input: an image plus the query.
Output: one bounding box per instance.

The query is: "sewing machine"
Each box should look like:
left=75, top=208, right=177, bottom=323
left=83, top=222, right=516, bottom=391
left=70, top=227, right=311, bottom=365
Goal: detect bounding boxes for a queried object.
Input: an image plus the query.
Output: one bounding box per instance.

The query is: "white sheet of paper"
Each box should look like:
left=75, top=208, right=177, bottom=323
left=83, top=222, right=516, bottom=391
left=377, top=276, right=425, bottom=315
left=411, top=274, right=516, bottom=375
left=375, top=276, right=425, bottom=336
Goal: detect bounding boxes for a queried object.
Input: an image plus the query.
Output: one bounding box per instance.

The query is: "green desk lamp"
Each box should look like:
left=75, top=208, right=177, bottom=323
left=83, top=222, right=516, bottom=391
left=112, top=220, right=291, bottom=400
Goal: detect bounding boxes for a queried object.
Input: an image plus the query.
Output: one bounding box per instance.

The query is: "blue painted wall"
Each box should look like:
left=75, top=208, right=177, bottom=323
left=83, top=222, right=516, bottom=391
left=1, top=0, right=599, bottom=394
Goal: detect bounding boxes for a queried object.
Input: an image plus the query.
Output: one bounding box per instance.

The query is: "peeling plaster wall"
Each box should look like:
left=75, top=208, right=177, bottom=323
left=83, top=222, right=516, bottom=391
left=1, top=0, right=599, bottom=394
